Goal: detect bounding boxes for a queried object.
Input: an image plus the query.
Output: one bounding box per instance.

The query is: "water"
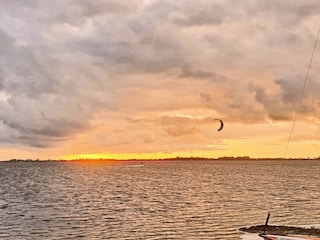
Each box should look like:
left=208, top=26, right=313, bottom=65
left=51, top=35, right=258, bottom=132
left=0, top=160, right=319, bottom=240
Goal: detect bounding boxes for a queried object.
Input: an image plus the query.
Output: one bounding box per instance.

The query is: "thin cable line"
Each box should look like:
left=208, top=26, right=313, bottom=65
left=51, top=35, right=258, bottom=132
left=267, top=28, right=320, bottom=217
left=284, top=28, right=320, bottom=159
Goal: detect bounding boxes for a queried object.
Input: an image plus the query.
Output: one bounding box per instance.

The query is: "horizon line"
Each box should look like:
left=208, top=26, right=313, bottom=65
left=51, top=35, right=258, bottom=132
left=2, top=156, right=320, bottom=162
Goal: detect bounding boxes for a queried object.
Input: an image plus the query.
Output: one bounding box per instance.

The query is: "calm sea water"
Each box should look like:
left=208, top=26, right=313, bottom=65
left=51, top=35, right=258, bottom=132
left=0, top=160, right=319, bottom=240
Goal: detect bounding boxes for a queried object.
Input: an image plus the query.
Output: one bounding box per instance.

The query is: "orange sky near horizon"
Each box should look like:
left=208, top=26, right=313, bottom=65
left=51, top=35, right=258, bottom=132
left=1, top=121, right=319, bottom=160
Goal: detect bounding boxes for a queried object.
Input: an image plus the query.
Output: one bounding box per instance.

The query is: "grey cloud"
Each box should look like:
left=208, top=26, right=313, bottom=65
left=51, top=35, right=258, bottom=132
left=56, top=0, right=140, bottom=27
left=173, top=9, right=224, bottom=26
left=163, top=124, right=199, bottom=137
left=0, top=69, right=4, bottom=89
left=75, top=40, right=135, bottom=64
left=76, top=0, right=136, bottom=16
left=197, top=78, right=265, bottom=123
left=257, top=0, right=320, bottom=26
left=254, top=87, right=291, bottom=121
left=0, top=43, right=59, bottom=98
left=0, top=35, right=97, bottom=147
left=275, top=76, right=320, bottom=114
left=1, top=0, right=38, bottom=8
left=179, top=66, right=228, bottom=82
left=161, top=115, right=224, bottom=137
left=275, top=78, right=302, bottom=104
left=169, top=0, right=248, bottom=26
left=0, top=29, right=15, bottom=58
left=0, top=13, right=115, bottom=147
left=253, top=74, right=320, bottom=121
left=265, top=32, right=304, bottom=48
left=0, top=96, right=91, bottom=147
left=200, top=93, right=211, bottom=102
left=128, top=115, right=215, bottom=137
left=65, top=4, right=185, bottom=74
left=3, top=117, right=86, bottom=138
left=159, top=116, right=201, bottom=137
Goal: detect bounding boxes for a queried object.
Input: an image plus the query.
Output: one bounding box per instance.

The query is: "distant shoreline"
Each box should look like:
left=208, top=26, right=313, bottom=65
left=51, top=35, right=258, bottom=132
left=2, top=156, right=320, bottom=162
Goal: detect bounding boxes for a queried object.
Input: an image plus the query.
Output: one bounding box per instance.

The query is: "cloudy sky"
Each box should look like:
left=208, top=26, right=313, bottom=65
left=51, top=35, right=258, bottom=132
left=1, top=0, right=320, bottom=160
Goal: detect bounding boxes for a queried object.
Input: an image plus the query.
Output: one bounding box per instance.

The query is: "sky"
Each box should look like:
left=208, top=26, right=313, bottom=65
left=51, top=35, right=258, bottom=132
left=1, top=0, right=320, bottom=160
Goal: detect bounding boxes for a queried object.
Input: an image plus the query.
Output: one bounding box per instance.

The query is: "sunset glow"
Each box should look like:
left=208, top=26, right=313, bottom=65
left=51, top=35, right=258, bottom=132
left=1, top=1, right=320, bottom=160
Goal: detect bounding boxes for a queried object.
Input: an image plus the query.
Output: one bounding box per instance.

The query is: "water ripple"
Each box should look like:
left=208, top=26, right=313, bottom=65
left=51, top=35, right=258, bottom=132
left=0, top=160, right=319, bottom=239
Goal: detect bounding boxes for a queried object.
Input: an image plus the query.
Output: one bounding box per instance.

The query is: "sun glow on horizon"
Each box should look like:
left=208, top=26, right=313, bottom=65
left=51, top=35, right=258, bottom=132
left=59, top=152, right=215, bottom=161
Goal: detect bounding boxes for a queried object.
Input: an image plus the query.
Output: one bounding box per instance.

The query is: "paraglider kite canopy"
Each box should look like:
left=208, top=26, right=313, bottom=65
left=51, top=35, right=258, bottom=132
left=214, top=119, right=224, bottom=131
